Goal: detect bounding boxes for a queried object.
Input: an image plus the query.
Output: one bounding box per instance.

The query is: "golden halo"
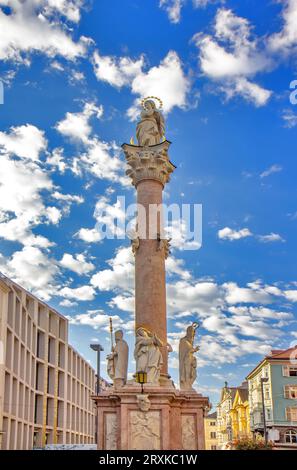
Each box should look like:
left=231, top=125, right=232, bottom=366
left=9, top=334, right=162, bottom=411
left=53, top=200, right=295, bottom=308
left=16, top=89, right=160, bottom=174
left=141, top=96, right=163, bottom=110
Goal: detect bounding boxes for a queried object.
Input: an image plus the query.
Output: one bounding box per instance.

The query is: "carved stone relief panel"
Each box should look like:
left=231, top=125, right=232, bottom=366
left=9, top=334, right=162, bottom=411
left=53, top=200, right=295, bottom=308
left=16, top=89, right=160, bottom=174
left=181, top=414, right=197, bottom=450
left=129, top=410, right=161, bottom=450
left=104, top=413, right=118, bottom=450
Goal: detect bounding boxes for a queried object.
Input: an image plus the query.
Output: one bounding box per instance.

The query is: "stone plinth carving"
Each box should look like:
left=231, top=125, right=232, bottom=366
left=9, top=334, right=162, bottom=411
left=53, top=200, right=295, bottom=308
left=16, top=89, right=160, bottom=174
left=122, top=141, right=175, bottom=188
left=181, top=415, right=197, bottom=450
left=94, top=386, right=209, bottom=450
left=105, top=413, right=118, bottom=450
left=129, top=410, right=161, bottom=450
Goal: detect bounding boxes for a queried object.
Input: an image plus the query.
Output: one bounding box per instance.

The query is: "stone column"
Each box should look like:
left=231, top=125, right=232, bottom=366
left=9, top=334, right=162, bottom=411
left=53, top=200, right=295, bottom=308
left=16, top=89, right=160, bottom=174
left=122, top=141, right=175, bottom=379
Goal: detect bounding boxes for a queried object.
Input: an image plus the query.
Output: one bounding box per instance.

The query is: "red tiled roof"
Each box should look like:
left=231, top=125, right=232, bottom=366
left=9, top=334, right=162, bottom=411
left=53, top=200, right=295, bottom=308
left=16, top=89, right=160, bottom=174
left=267, top=345, right=297, bottom=360
left=246, top=346, right=297, bottom=379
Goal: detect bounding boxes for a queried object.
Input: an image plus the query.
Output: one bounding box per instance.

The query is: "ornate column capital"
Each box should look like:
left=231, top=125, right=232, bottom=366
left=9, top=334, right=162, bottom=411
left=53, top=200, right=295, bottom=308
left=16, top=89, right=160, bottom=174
left=122, top=140, right=176, bottom=188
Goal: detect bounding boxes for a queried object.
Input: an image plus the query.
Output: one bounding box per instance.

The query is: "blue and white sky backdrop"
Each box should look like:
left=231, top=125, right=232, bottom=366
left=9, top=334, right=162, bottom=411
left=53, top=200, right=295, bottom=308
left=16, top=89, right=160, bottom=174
left=0, top=0, right=297, bottom=406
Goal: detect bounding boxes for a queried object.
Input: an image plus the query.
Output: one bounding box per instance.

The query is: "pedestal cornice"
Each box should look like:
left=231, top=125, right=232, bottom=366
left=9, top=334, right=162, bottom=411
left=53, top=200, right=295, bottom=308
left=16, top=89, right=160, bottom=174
left=122, top=140, right=176, bottom=188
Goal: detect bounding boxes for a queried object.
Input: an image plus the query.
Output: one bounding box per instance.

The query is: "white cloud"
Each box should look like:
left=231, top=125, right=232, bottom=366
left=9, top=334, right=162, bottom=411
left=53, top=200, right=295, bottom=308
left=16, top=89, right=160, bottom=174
left=284, top=290, right=297, bottom=302
left=60, top=253, right=95, bottom=275
left=0, top=0, right=87, bottom=63
left=166, top=256, right=191, bottom=280
left=282, top=109, right=297, bottom=128
left=220, top=77, right=272, bottom=107
left=0, top=153, right=55, bottom=246
left=67, top=310, right=133, bottom=332
left=76, top=196, right=127, bottom=244
left=46, top=148, right=67, bottom=172
left=59, top=299, right=78, bottom=307
left=0, top=246, right=58, bottom=300
left=193, top=8, right=272, bottom=106
left=92, top=49, right=190, bottom=117
left=59, top=285, right=96, bottom=301
left=223, top=281, right=274, bottom=305
left=268, top=0, right=297, bottom=55
left=159, top=0, right=183, bottom=23
left=0, top=124, right=47, bottom=161
left=260, top=164, right=282, bottom=178
left=128, top=51, right=191, bottom=117
left=45, top=206, right=62, bottom=225
left=51, top=191, right=84, bottom=204
left=228, top=305, right=293, bottom=320
left=108, top=294, right=134, bottom=313
left=43, top=0, right=84, bottom=23
left=55, top=102, right=127, bottom=185
left=0, top=125, right=84, bottom=247
left=193, top=0, right=222, bottom=6
left=77, top=138, right=126, bottom=184
left=91, top=246, right=134, bottom=293
left=55, top=102, right=103, bottom=143
left=76, top=227, right=102, bottom=243
left=159, top=0, right=223, bottom=23
left=218, top=226, right=285, bottom=244
left=218, top=227, right=252, bottom=241
left=257, top=232, right=285, bottom=243
left=92, top=50, right=144, bottom=88
left=167, top=280, right=223, bottom=317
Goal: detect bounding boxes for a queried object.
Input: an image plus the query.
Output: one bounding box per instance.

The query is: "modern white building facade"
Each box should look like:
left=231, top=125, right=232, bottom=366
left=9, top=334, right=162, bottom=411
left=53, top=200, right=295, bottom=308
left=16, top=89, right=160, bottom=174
left=0, top=275, right=98, bottom=449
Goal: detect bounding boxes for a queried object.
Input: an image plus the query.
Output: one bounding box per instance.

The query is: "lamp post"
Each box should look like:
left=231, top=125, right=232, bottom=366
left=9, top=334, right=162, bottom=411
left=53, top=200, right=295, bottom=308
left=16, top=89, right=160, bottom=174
left=260, top=377, right=269, bottom=445
left=90, top=343, right=104, bottom=395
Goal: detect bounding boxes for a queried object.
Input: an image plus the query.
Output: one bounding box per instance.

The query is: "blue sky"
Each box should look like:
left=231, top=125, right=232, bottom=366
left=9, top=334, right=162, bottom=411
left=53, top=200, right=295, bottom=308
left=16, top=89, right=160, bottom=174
left=0, top=0, right=297, bottom=407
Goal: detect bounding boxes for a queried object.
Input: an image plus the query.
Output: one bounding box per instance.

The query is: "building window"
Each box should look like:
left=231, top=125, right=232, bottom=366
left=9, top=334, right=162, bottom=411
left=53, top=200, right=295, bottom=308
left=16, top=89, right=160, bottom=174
left=210, top=432, right=216, bottom=439
left=211, top=445, right=217, bottom=450
left=210, top=421, right=216, bottom=426
left=283, top=366, right=297, bottom=377
left=285, top=430, right=297, bottom=444
left=284, top=385, right=297, bottom=399
left=286, top=407, right=297, bottom=422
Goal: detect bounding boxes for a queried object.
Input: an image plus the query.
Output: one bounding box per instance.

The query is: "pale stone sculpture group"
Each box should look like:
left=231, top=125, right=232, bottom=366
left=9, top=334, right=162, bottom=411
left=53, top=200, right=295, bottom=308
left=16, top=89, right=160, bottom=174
left=107, top=322, right=200, bottom=390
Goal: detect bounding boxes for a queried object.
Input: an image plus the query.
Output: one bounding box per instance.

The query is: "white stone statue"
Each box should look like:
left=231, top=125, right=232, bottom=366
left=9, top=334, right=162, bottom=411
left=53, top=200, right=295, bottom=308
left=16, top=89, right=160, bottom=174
left=134, top=327, right=163, bottom=384
left=107, top=330, right=129, bottom=388
left=136, top=98, right=165, bottom=147
left=179, top=323, right=200, bottom=390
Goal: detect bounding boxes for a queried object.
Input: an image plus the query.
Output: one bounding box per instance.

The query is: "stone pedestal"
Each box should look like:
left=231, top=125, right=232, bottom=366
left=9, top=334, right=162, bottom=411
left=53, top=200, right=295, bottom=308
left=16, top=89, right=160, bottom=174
left=93, top=385, right=209, bottom=450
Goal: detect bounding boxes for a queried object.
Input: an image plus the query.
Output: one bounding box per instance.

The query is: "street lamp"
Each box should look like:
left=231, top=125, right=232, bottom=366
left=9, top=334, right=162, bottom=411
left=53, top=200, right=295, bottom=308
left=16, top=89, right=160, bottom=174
left=260, top=377, right=269, bottom=445
left=90, top=343, right=104, bottom=395
left=135, top=371, right=147, bottom=394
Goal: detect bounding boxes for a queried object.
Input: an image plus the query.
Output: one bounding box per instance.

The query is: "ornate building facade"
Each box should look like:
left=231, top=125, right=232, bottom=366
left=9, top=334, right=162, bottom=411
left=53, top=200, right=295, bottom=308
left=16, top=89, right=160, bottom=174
left=247, top=346, right=297, bottom=448
left=229, top=385, right=250, bottom=440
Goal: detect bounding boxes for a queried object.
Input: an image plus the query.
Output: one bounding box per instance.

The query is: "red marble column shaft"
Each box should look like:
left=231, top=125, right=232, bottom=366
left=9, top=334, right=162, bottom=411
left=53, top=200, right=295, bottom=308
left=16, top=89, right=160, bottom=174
left=135, top=178, right=168, bottom=376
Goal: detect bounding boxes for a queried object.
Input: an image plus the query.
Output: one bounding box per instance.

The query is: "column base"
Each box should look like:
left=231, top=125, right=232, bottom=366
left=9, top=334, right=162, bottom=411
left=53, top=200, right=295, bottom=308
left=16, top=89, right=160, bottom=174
left=93, top=386, right=209, bottom=450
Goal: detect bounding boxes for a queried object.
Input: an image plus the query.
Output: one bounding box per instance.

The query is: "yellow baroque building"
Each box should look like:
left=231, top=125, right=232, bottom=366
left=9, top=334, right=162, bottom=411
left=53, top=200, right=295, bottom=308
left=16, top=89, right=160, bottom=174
left=229, top=386, right=251, bottom=440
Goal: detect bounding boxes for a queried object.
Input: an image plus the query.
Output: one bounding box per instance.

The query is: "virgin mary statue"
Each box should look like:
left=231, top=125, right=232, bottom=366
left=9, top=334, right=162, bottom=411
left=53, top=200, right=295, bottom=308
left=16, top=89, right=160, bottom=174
left=136, top=99, right=165, bottom=147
